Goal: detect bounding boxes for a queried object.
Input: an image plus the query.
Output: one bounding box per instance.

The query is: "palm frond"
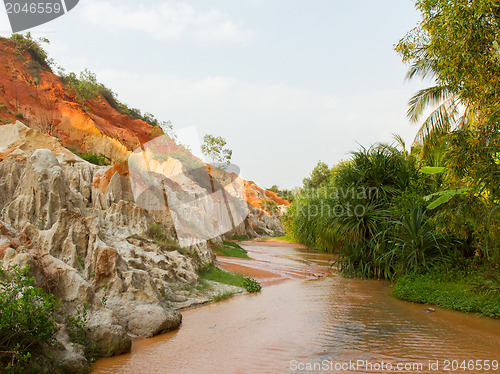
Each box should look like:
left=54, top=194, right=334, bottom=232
left=392, top=133, right=406, bottom=151
left=404, top=43, right=438, bottom=82
left=407, top=85, right=453, bottom=123
left=412, top=97, right=458, bottom=146
left=405, top=59, right=438, bottom=81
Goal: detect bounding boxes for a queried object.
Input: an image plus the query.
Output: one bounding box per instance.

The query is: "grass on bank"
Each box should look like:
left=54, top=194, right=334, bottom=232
left=170, top=280, right=239, bottom=302
left=199, top=265, right=261, bottom=293
left=211, top=241, right=250, bottom=259
left=392, top=263, right=500, bottom=318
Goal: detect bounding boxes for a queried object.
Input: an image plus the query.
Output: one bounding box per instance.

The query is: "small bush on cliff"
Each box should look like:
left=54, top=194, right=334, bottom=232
left=98, top=85, right=175, bottom=137
left=60, top=69, right=100, bottom=106
left=66, top=302, right=98, bottom=363
left=10, top=33, right=51, bottom=69
left=80, top=152, right=111, bottom=166
left=0, top=264, right=59, bottom=373
left=145, top=223, right=188, bottom=255
left=260, top=199, right=278, bottom=216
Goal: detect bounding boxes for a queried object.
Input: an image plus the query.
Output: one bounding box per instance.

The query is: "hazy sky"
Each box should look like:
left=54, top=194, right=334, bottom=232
left=0, top=1, right=429, bottom=188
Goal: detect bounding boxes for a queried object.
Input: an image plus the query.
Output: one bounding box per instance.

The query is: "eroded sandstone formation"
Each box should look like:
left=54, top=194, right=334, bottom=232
left=0, top=122, right=285, bottom=371
left=0, top=36, right=287, bottom=371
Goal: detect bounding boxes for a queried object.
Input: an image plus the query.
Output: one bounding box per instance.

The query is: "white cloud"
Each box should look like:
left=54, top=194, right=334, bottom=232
left=80, top=1, right=255, bottom=43
left=95, top=69, right=419, bottom=188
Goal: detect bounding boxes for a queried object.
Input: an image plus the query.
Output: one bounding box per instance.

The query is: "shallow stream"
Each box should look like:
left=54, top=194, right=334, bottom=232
left=92, top=241, right=500, bottom=373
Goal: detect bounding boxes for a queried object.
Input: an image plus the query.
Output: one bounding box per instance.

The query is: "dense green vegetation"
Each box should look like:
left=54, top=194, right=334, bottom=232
left=393, top=263, right=500, bottom=318
left=261, top=235, right=297, bottom=242
left=285, top=0, right=499, bottom=316
left=0, top=265, right=100, bottom=373
left=0, top=265, right=59, bottom=373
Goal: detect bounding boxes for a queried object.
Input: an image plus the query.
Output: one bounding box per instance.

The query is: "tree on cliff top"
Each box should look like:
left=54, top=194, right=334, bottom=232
left=201, top=134, right=232, bottom=169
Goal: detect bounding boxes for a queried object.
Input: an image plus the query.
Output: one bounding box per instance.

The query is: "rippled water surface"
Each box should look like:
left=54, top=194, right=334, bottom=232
left=92, top=241, right=500, bottom=373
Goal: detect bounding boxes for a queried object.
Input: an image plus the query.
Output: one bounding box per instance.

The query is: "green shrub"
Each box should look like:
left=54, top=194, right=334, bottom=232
left=223, top=241, right=245, bottom=249
left=66, top=302, right=98, bottom=363
left=228, top=235, right=251, bottom=241
left=389, top=206, right=453, bottom=276
left=260, top=199, right=278, bottom=216
left=0, top=265, right=59, bottom=373
left=145, top=223, right=188, bottom=255
left=243, top=277, right=262, bottom=293
left=97, top=85, right=174, bottom=135
left=60, top=69, right=100, bottom=106
left=80, top=152, right=111, bottom=166
left=97, top=85, right=120, bottom=109
left=10, top=33, right=51, bottom=69
left=146, top=222, right=178, bottom=247
left=261, top=235, right=296, bottom=242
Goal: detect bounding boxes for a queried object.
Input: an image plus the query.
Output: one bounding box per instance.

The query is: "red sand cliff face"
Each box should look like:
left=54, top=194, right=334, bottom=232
left=0, top=38, right=157, bottom=161
left=0, top=37, right=289, bottom=208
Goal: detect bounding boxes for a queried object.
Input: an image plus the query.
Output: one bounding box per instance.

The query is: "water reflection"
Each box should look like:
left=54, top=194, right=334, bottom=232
left=92, top=242, right=500, bottom=374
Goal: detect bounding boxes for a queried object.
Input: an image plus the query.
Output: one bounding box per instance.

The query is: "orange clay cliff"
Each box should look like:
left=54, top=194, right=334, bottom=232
left=0, top=36, right=289, bottom=209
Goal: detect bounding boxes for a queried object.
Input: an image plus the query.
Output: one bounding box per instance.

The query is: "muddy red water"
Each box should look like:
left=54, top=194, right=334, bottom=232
left=92, top=241, right=500, bottom=374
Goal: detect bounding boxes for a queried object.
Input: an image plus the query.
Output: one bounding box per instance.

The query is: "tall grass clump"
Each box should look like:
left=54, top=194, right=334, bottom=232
left=284, top=143, right=481, bottom=279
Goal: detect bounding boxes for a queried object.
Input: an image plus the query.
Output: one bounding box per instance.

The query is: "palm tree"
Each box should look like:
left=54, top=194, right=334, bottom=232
left=403, top=46, right=492, bottom=164
left=405, top=66, right=467, bottom=159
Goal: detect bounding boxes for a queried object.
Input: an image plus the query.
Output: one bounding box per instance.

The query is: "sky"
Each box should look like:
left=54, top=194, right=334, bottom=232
left=0, top=0, right=429, bottom=189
